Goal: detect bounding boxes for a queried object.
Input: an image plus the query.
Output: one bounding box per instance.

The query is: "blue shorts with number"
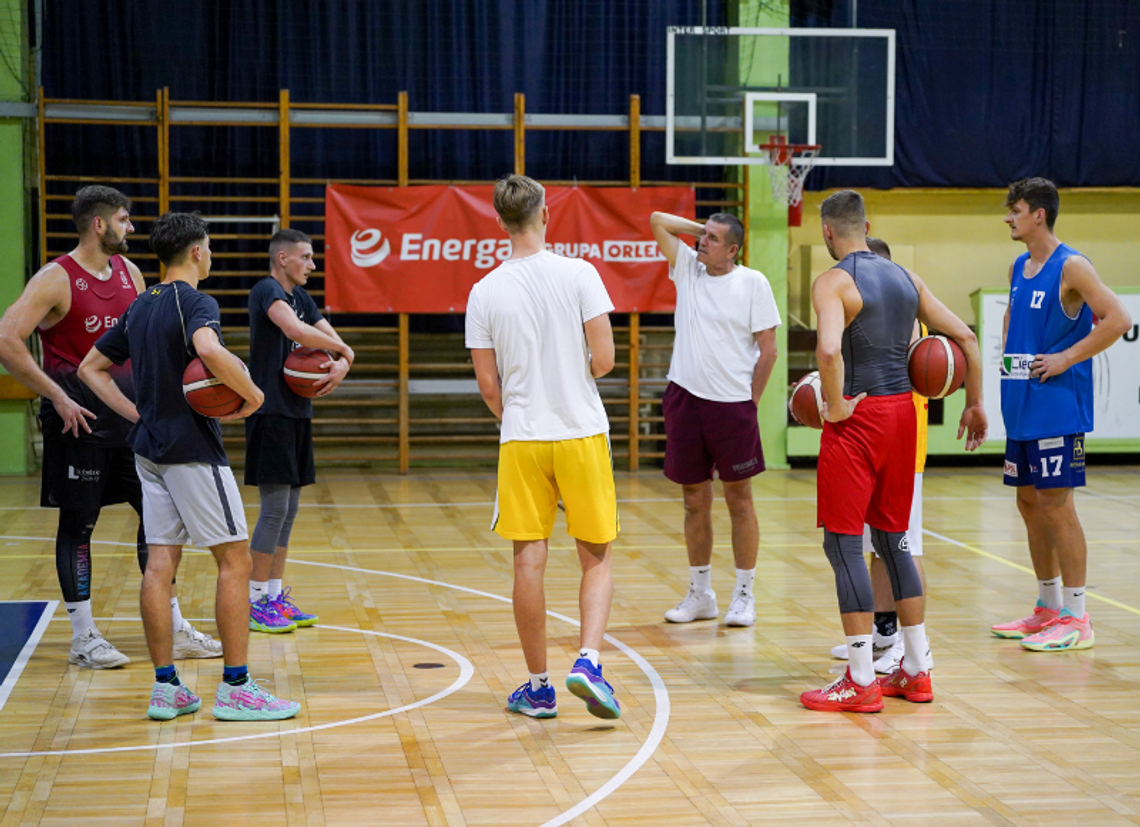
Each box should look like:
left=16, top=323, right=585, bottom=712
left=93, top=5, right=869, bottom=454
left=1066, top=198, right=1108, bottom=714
left=1003, top=434, right=1086, bottom=489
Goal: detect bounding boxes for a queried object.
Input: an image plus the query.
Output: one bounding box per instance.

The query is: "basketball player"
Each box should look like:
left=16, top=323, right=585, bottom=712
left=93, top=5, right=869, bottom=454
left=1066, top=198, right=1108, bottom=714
left=0, top=186, right=221, bottom=668
left=244, top=229, right=354, bottom=634
left=829, top=236, right=930, bottom=674
left=466, top=174, right=621, bottom=720
left=991, top=178, right=1132, bottom=651
left=801, top=191, right=987, bottom=713
left=648, top=211, right=780, bottom=628
left=79, top=212, right=299, bottom=721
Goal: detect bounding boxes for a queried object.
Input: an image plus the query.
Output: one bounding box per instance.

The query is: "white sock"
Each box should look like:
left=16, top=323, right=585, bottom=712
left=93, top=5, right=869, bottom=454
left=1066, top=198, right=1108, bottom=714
left=734, top=568, right=755, bottom=599
left=250, top=580, right=268, bottom=603
left=170, top=597, right=185, bottom=631
left=846, top=634, right=875, bottom=686
left=268, top=579, right=283, bottom=600
left=1062, top=586, right=1086, bottom=618
left=579, top=648, right=600, bottom=667
left=1038, top=577, right=1062, bottom=610
left=65, top=600, right=95, bottom=638
left=690, top=565, right=712, bottom=594
left=529, top=672, right=550, bottom=691
left=901, top=623, right=931, bottom=675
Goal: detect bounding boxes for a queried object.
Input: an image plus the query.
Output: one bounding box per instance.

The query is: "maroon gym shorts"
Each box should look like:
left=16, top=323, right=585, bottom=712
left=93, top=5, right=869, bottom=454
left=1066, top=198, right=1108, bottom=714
left=662, top=382, right=765, bottom=485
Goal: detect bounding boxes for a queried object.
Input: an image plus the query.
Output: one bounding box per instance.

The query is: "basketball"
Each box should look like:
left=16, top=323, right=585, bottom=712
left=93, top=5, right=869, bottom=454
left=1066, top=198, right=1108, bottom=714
left=788, top=370, right=824, bottom=430
left=908, top=334, right=966, bottom=398
left=182, top=357, right=243, bottom=417
left=284, top=347, right=334, bottom=398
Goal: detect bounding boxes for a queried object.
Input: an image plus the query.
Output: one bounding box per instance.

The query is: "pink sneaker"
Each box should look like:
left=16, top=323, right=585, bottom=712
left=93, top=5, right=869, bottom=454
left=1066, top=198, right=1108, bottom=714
left=991, top=605, right=1059, bottom=639
left=1020, top=611, right=1094, bottom=651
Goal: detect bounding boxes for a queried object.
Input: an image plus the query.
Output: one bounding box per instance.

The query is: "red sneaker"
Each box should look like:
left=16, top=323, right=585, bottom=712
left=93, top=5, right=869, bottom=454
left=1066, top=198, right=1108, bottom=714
left=878, top=658, right=933, bottom=703
left=800, top=668, right=883, bottom=713
left=991, top=605, right=1059, bottom=639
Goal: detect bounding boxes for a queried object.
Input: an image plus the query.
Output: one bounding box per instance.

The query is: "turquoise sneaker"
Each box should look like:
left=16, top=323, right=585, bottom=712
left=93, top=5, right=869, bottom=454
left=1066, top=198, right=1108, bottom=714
left=250, top=596, right=297, bottom=633
left=270, top=588, right=319, bottom=627
left=147, top=681, right=201, bottom=721
left=565, top=658, right=621, bottom=720
left=213, top=678, right=301, bottom=721
left=507, top=682, right=558, bottom=718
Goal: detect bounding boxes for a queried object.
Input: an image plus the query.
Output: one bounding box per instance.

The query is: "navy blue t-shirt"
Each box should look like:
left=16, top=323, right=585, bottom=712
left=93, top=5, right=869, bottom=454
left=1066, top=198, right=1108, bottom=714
left=95, top=280, right=229, bottom=466
left=247, top=277, right=324, bottom=418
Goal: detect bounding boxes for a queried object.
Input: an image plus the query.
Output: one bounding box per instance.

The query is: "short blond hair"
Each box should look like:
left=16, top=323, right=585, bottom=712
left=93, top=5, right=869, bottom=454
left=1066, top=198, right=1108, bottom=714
left=493, top=174, right=545, bottom=231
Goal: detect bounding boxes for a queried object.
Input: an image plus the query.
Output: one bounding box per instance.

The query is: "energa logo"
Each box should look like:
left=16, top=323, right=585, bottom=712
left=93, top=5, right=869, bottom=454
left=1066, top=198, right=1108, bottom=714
left=350, top=229, right=391, bottom=267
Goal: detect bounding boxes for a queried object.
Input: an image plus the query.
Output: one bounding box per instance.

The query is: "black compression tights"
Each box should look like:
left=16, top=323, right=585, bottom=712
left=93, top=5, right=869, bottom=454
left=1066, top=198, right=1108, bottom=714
left=56, top=509, right=99, bottom=603
left=56, top=497, right=163, bottom=605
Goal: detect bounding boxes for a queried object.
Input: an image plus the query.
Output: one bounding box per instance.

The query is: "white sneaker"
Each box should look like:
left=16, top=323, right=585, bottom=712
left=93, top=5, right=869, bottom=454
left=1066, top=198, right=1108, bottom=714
left=69, top=628, right=130, bottom=669
left=872, top=638, right=905, bottom=674
left=830, top=635, right=897, bottom=661
left=664, top=589, right=718, bottom=623
left=173, top=623, right=224, bottom=659
left=724, top=592, right=755, bottom=627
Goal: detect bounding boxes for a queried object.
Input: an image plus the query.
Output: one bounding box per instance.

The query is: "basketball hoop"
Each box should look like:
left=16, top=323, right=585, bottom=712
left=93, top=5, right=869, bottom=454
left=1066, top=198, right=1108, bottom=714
left=757, top=137, right=821, bottom=227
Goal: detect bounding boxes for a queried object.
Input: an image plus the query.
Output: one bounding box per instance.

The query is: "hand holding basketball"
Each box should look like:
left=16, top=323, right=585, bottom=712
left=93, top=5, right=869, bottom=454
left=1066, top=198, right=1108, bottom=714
left=182, top=357, right=245, bottom=417
left=908, top=335, right=966, bottom=398
left=284, top=347, right=336, bottom=398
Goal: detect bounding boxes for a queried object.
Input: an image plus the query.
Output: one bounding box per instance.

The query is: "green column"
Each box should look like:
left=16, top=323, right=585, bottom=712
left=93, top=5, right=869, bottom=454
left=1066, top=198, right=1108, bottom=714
left=738, top=1, right=791, bottom=468
left=0, top=0, right=30, bottom=474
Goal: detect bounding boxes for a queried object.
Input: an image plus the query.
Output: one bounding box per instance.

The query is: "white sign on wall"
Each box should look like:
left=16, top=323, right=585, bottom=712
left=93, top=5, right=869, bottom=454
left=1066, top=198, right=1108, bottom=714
left=978, top=290, right=1140, bottom=441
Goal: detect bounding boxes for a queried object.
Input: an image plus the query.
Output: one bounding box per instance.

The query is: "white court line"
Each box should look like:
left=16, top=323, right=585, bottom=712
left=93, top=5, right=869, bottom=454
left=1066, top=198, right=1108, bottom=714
left=290, top=559, right=671, bottom=827
left=0, top=536, right=672, bottom=826
left=0, top=626, right=474, bottom=758
left=0, top=600, right=58, bottom=715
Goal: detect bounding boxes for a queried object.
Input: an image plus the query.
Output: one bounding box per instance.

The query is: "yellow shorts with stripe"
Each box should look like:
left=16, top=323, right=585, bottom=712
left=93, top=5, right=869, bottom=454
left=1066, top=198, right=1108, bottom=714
left=492, top=433, right=619, bottom=545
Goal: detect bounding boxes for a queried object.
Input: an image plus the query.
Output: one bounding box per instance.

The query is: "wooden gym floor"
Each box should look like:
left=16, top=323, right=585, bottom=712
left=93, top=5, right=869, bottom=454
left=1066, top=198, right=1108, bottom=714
left=1, top=465, right=1139, bottom=826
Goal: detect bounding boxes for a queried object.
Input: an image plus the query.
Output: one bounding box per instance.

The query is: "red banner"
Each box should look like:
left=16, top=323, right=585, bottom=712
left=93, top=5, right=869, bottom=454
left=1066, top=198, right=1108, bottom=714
left=324, top=184, right=694, bottom=313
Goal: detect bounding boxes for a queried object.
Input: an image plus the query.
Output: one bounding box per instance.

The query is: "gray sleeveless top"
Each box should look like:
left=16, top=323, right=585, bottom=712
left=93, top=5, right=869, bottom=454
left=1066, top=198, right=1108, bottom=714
left=834, top=251, right=919, bottom=397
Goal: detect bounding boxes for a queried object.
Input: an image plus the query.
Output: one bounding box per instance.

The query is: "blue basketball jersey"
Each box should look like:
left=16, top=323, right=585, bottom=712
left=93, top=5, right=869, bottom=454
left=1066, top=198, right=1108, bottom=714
left=1000, top=243, right=1094, bottom=441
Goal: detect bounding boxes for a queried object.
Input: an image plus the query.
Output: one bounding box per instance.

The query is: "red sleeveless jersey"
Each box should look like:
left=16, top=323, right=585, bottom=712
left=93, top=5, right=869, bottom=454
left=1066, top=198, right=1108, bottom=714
left=38, top=254, right=138, bottom=443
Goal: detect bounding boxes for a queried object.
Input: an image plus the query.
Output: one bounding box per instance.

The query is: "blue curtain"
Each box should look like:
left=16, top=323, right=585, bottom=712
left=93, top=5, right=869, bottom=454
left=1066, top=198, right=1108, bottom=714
left=795, top=0, right=1140, bottom=188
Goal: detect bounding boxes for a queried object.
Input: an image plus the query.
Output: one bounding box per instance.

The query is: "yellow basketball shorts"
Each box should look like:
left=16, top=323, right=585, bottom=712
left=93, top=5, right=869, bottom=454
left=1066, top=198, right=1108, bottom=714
left=492, top=433, right=619, bottom=545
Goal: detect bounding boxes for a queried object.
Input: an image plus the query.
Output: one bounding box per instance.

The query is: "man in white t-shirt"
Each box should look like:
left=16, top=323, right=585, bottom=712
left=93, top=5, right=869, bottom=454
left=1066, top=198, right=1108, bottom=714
left=466, top=174, right=622, bottom=721
left=649, top=211, right=781, bottom=627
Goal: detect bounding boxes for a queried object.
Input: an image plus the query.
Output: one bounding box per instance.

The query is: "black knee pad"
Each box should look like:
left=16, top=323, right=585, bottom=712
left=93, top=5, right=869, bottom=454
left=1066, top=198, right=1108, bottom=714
left=870, top=528, right=923, bottom=601
left=823, top=530, right=874, bottom=614
left=56, top=509, right=100, bottom=603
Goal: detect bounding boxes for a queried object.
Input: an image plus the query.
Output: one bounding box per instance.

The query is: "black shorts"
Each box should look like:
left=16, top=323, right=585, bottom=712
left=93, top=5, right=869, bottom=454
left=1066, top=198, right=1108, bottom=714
left=244, top=414, right=315, bottom=487
left=40, top=429, right=140, bottom=510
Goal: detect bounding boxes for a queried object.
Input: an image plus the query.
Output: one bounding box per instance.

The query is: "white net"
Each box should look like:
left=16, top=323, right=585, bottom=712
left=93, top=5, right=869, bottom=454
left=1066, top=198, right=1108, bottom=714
left=760, top=142, right=820, bottom=207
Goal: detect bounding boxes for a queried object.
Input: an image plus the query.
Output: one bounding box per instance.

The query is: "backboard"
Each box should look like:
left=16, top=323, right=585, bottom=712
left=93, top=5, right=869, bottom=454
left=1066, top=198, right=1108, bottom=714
left=666, top=27, right=896, bottom=167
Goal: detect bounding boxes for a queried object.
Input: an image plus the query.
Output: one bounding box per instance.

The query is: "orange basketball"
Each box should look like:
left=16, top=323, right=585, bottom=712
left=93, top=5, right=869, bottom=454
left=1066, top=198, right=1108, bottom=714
left=284, top=347, right=334, bottom=398
left=182, top=357, right=243, bottom=417
left=788, top=371, right=824, bottom=430
left=908, top=334, right=966, bottom=398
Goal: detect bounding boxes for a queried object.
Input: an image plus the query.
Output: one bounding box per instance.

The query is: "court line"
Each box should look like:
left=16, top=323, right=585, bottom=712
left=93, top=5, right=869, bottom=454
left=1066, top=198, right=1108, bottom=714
left=289, top=558, right=672, bottom=827
left=0, top=627, right=474, bottom=758
left=0, top=538, right=672, bottom=825
left=3, top=490, right=1136, bottom=512
left=0, top=601, right=58, bottom=715
left=923, top=528, right=1140, bottom=617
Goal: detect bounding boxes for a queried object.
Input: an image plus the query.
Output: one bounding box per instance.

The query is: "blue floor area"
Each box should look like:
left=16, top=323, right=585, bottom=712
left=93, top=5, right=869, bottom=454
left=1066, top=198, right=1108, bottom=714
left=0, top=601, right=53, bottom=690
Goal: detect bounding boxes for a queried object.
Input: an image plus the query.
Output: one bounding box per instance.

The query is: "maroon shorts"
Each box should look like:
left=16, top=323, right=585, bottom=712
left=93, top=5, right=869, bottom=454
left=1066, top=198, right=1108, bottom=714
left=817, top=393, right=916, bottom=534
left=663, top=382, right=764, bottom=485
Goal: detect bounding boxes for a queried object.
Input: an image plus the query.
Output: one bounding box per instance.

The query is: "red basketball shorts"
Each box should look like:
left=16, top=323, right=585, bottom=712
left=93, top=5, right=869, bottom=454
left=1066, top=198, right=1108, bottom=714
left=817, top=393, right=917, bottom=535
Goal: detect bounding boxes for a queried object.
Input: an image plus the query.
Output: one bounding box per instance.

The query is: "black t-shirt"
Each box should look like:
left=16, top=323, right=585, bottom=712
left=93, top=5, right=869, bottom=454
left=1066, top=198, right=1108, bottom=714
left=247, top=277, right=324, bottom=418
left=95, top=280, right=229, bottom=466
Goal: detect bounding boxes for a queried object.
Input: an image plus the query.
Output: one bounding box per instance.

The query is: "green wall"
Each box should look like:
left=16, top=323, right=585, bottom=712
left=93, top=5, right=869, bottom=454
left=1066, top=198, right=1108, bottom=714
left=0, top=0, right=30, bottom=474
left=738, top=1, right=791, bottom=468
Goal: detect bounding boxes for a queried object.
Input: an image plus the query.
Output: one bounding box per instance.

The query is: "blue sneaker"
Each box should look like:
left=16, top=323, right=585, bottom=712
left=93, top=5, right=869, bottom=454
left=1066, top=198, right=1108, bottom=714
left=507, top=682, right=557, bottom=718
left=565, top=658, right=621, bottom=720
